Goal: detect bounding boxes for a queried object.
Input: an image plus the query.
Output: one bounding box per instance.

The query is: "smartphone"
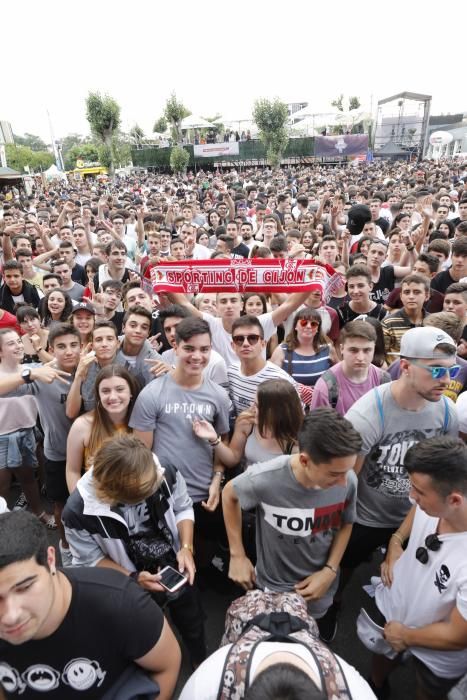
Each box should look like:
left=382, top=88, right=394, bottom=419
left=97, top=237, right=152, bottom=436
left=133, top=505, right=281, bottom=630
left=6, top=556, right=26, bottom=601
left=158, top=566, right=188, bottom=593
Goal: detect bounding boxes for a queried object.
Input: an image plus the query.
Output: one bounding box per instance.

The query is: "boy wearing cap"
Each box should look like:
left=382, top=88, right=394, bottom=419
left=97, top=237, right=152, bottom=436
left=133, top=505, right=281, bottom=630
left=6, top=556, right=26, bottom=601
left=69, top=301, right=95, bottom=345
left=341, top=327, right=459, bottom=583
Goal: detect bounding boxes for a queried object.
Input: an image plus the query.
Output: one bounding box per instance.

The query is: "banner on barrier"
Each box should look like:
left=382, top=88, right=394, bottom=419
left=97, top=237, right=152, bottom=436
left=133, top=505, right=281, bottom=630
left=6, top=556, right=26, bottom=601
left=193, top=143, right=239, bottom=157
left=315, top=134, right=368, bottom=157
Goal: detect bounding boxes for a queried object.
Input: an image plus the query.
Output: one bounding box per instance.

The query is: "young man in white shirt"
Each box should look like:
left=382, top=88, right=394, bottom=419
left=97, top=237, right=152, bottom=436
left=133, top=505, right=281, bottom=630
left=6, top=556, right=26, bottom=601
left=227, top=314, right=296, bottom=415
left=369, top=436, right=467, bottom=699
left=170, top=290, right=311, bottom=366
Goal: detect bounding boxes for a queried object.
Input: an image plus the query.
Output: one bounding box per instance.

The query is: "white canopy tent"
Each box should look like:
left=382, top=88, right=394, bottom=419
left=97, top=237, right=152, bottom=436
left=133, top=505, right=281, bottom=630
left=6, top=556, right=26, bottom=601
left=289, top=110, right=372, bottom=136
left=181, top=115, right=213, bottom=130
left=44, top=164, right=67, bottom=181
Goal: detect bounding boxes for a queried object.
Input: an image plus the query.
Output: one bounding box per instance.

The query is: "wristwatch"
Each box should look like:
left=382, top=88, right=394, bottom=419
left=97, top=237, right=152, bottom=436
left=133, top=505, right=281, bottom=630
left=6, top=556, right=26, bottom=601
left=21, top=368, right=33, bottom=384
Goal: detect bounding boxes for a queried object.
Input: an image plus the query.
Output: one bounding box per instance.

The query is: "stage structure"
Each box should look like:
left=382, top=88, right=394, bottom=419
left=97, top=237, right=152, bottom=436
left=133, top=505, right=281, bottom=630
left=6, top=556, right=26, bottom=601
left=374, top=92, right=432, bottom=160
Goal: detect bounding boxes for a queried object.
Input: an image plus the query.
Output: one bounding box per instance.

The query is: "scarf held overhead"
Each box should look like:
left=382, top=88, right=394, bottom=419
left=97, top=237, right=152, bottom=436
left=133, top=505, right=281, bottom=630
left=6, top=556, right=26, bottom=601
left=151, top=258, right=342, bottom=302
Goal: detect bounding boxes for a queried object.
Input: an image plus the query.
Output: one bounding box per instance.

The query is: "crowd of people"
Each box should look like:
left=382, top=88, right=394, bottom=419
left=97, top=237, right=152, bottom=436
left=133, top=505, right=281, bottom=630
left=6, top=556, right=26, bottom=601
left=1, top=157, right=467, bottom=700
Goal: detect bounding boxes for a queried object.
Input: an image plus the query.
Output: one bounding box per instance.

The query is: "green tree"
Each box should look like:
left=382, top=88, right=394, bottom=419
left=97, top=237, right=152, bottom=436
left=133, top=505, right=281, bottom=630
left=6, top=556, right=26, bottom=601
left=60, top=133, right=86, bottom=152
left=153, top=117, right=168, bottom=134
left=349, top=96, right=361, bottom=111
left=253, top=98, right=289, bottom=167
left=164, top=93, right=191, bottom=143
left=5, top=144, right=53, bottom=172
left=112, top=136, right=132, bottom=168
left=130, top=124, right=145, bottom=145
left=98, top=135, right=131, bottom=171
left=86, top=92, right=121, bottom=174
left=170, top=145, right=189, bottom=174
left=64, top=142, right=100, bottom=170
left=13, top=133, right=48, bottom=151
left=331, top=94, right=344, bottom=112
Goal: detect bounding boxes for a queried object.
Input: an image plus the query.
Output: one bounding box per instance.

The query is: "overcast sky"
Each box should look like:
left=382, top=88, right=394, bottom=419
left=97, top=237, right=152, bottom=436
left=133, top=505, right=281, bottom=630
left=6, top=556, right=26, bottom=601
left=3, top=0, right=465, bottom=143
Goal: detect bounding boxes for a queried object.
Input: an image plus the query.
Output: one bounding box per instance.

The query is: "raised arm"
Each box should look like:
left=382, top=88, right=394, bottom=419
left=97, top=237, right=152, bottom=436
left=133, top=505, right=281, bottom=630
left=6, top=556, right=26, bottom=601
left=2, top=223, right=25, bottom=261
left=135, top=208, right=145, bottom=248
left=32, top=246, right=59, bottom=271
left=166, top=292, right=203, bottom=318
left=82, top=211, right=94, bottom=252
left=270, top=290, right=310, bottom=327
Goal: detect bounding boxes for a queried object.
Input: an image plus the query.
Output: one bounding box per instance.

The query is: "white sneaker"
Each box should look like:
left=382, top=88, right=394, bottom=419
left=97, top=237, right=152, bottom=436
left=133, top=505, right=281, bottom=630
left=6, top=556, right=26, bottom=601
left=59, top=542, right=73, bottom=567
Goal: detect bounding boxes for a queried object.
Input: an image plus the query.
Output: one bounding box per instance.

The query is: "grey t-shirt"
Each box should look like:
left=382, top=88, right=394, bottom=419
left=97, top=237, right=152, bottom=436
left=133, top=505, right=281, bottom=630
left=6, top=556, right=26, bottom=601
left=129, top=373, right=230, bottom=502
left=29, top=376, right=74, bottom=461
left=345, top=384, right=458, bottom=528
left=232, top=456, right=357, bottom=593
left=67, top=282, right=86, bottom=301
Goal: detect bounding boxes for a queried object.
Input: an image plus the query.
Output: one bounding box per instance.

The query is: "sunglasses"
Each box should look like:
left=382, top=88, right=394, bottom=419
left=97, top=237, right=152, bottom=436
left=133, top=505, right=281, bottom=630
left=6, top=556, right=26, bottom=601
left=415, top=533, right=442, bottom=564
left=298, top=319, right=320, bottom=328
left=409, top=360, right=461, bottom=380
left=232, top=334, right=261, bottom=346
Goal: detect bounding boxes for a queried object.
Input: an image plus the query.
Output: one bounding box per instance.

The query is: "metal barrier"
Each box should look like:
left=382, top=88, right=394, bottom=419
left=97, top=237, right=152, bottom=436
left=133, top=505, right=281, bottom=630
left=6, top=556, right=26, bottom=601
left=131, top=138, right=315, bottom=169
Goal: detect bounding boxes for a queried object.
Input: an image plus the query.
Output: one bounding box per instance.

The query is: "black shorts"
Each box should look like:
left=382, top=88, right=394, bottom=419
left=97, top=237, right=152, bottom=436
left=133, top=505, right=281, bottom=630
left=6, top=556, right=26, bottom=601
left=341, top=522, right=396, bottom=569
left=44, top=458, right=69, bottom=504
left=412, top=656, right=461, bottom=700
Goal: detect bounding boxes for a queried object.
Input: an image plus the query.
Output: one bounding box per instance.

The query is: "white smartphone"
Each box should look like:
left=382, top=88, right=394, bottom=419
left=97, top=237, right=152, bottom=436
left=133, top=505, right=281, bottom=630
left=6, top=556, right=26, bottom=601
left=158, top=566, right=188, bottom=593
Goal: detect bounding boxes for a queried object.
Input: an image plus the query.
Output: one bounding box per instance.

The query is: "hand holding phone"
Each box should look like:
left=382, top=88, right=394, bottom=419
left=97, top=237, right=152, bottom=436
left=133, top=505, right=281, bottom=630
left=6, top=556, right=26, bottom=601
left=158, top=565, right=188, bottom=592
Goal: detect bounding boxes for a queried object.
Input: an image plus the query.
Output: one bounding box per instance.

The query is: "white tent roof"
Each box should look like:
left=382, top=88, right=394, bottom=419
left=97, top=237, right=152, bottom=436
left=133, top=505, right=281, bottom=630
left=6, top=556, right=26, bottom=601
left=181, top=115, right=213, bottom=130
left=44, top=164, right=67, bottom=181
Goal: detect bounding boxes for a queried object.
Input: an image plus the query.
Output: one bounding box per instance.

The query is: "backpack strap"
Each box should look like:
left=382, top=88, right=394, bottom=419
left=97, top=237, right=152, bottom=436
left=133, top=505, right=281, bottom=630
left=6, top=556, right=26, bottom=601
left=283, top=345, right=293, bottom=378
left=442, top=395, right=449, bottom=432
left=218, top=610, right=353, bottom=700
left=374, top=387, right=384, bottom=431
left=321, top=369, right=339, bottom=409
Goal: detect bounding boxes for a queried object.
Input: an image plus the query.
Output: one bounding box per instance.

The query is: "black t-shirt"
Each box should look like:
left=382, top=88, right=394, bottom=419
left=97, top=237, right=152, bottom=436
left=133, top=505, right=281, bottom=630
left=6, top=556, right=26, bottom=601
left=374, top=217, right=389, bottom=234
left=430, top=268, right=456, bottom=296
left=0, top=567, right=164, bottom=699
left=71, top=264, right=86, bottom=286
left=337, top=301, right=387, bottom=327
left=328, top=294, right=349, bottom=311
left=232, top=243, right=250, bottom=258
left=369, top=266, right=396, bottom=303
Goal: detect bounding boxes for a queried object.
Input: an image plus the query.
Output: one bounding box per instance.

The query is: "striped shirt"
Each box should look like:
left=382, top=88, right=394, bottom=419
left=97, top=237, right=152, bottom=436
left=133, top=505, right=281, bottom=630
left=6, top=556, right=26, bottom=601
left=280, top=344, right=332, bottom=386
left=382, top=308, right=426, bottom=363
left=227, top=361, right=296, bottom=416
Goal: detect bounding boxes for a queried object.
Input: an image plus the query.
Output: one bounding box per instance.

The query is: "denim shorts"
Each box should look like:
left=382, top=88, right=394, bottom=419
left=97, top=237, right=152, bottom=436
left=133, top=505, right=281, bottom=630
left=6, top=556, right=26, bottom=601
left=0, top=428, right=37, bottom=469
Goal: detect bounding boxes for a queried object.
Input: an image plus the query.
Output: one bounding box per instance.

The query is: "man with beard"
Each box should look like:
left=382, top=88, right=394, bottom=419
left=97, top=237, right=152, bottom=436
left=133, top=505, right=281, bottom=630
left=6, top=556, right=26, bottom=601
left=340, top=327, right=458, bottom=588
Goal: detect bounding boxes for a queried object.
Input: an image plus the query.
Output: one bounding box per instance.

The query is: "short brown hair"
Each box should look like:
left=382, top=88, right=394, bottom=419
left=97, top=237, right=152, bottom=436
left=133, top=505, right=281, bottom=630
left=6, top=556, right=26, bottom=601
left=401, top=273, right=430, bottom=293
left=346, top=264, right=372, bottom=284
left=339, top=319, right=377, bottom=345
left=93, top=435, right=161, bottom=505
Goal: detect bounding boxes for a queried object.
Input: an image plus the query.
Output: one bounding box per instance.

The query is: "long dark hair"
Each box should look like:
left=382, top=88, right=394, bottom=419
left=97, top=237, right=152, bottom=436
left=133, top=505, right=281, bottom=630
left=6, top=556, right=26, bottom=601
left=360, top=316, right=386, bottom=368
left=243, top=293, right=268, bottom=315
left=256, top=379, right=303, bottom=453
left=40, top=289, right=73, bottom=326
left=285, top=308, right=327, bottom=352
left=88, top=366, right=140, bottom=459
